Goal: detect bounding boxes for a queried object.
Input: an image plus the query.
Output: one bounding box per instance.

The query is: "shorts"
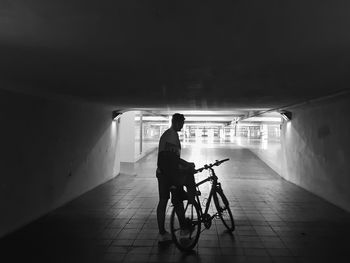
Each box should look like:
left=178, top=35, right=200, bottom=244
left=157, top=176, right=188, bottom=205
left=157, top=176, right=171, bottom=200
left=157, top=168, right=195, bottom=204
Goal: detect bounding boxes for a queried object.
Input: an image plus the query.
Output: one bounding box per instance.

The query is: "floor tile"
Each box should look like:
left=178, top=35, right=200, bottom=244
left=2, top=146, right=350, bottom=263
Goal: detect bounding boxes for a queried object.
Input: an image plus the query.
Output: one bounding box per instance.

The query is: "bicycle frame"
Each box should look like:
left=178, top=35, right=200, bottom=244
left=170, top=158, right=233, bottom=252
left=194, top=167, right=222, bottom=222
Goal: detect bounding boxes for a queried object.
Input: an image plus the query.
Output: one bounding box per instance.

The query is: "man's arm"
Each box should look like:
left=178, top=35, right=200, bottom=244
left=162, top=142, right=195, bottom=170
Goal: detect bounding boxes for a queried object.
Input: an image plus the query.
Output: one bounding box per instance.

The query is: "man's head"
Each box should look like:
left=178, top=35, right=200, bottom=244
left=171, top=113, right=185, bottom=132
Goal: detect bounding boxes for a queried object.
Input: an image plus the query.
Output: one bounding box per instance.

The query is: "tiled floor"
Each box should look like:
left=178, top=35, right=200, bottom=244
left=2, top=144, right=350, bottom=263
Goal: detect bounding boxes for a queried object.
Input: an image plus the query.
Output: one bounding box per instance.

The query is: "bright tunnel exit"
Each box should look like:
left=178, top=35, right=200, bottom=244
left=118, top=110, right=284, bottom=177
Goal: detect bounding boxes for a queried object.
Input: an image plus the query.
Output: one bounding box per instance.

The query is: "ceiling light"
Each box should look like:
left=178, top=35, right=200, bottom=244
left=112, top=110, right=122, bottom=121
left=280, top=110, right=292, bottom=121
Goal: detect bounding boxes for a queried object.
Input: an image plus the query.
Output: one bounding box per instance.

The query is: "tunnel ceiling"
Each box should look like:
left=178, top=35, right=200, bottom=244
left=1, top=0, right=350, bottom=113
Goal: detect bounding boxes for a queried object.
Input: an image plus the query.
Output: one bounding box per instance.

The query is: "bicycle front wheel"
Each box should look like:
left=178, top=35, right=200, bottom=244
left=170, top=200, right=201, bottom=252
left=214, top=189, right=235, bottom=232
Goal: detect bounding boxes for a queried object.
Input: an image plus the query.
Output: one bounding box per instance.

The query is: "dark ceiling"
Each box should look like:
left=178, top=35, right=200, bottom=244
left=1, top=0, right=350, bottom=113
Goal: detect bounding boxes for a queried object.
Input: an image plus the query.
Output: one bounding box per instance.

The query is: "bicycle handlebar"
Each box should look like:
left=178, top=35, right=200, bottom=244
left=194, top=158, right=229, bottom=174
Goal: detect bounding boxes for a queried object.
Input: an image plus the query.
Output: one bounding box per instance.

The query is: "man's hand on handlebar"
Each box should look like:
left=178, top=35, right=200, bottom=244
left=179, top=159, right=196, bottom=172
left=185, top=162, right=195, bottom=173
left=188, top=162, right=195, bottom=169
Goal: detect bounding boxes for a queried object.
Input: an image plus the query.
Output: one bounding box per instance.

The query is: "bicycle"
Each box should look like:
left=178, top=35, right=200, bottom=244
left=169, top=158, right=235, bottom=251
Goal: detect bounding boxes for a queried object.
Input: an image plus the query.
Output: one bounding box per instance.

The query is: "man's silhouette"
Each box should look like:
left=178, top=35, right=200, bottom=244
left=156, top=113, right=196, bottom=243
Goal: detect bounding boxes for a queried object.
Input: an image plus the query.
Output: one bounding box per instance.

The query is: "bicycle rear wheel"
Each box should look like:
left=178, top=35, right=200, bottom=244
left=214, top=189, right=235, bottom=232
left=170, top=201, right=201, bottom=251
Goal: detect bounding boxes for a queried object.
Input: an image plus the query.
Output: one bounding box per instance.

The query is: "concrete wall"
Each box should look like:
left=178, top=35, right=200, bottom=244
left=119, top=111, right=136, bottom=163
left=119, top=111, right=137, bottom=175
left=0, top=89, right=120, bottom=237
left=118, top=111, right=158, bottom=174
left=280, top=94, right=350, bottom=212
left=243, top=140, right=282, bottom=176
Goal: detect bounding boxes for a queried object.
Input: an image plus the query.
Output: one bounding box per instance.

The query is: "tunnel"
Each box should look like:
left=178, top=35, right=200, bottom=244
left=1, top=1, right=350, bottom=262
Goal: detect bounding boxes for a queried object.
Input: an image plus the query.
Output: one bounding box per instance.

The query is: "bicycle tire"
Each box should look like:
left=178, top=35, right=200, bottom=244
left=170, top=200, right=201, bottom=251
left=213, top=189, right=235, bottom=232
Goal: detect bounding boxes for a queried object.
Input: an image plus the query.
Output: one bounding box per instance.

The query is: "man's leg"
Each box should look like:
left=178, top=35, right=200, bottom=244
left=178, top=168, right=196, bottom=204
left=184, top=171, right=196, bottom=204
left=157, top=198, right=168, bottom=234
left=171, top=187, right=188, bottom=229
left=156, top=177, right=171, bottom=240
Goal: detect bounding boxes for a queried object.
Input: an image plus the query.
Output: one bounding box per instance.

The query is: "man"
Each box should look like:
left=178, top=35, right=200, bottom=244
left=156, top=113, right=196, bottom=243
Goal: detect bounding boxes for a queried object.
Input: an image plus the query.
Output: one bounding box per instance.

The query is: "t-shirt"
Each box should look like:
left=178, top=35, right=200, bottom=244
left=158, top=127, right=181, bottom=156
left=157, top=127, right=182, bottom=182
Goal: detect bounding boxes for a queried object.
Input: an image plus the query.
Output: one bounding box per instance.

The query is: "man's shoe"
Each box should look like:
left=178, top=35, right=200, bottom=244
left=180, top=218, right=194, bottom=236
left=179, top=236, right=193, bottom=247
left=158, top=231, right=172, bottom=243
left=179, top=226, right=194, bottom=247
left=180, top=227, right=191, bottom=236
